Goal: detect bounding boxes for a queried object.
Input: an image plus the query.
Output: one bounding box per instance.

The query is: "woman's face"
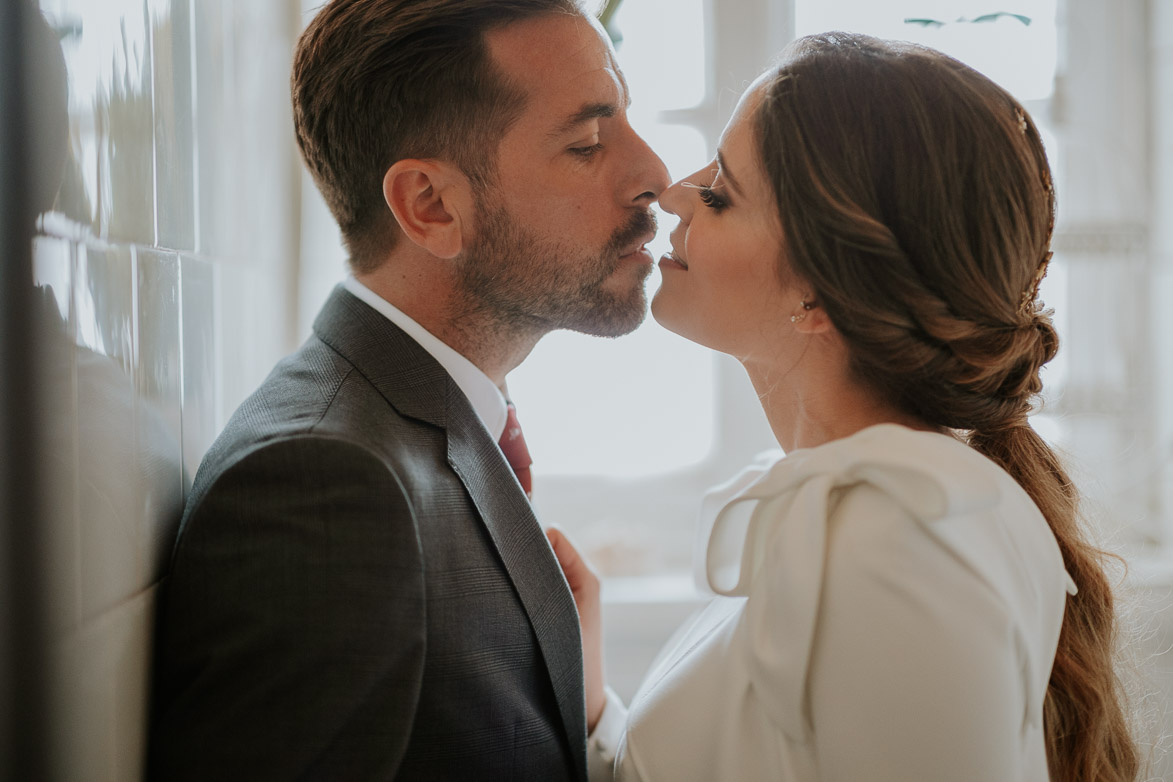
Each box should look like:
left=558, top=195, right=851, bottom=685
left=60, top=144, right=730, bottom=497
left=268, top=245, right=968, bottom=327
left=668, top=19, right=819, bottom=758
left=651, top=80, right=798, bottom=358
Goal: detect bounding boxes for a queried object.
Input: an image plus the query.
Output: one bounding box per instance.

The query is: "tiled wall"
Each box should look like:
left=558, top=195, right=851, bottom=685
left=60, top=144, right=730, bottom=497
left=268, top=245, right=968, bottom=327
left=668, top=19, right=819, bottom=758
left=29, top=1, right=302, bottom=778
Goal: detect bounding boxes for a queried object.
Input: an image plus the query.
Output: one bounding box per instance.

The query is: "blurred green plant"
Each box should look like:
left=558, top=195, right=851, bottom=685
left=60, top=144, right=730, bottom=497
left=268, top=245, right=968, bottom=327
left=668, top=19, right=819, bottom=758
left=905, top=11, right=1032, bottom=28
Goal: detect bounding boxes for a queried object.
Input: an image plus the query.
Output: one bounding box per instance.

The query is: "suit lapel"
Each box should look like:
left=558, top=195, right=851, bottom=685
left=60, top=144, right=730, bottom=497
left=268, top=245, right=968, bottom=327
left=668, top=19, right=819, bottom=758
left=313, top=285, right=449, bottom=427
left=444, top=386, right=587, bottom=781
left=314, top=286, right=588, bottom=780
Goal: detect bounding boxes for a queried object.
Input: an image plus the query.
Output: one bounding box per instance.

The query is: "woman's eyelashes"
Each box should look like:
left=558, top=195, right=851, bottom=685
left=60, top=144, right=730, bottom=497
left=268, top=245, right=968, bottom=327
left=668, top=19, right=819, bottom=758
left=697, top=184, right=730, bottom=212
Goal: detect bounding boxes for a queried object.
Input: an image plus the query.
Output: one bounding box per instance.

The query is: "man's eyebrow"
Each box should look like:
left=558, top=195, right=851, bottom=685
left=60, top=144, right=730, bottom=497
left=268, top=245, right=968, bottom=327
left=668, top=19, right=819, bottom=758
left=716, top=149, right=744, bottom=196
left=549, top=102, right=618, bottom=139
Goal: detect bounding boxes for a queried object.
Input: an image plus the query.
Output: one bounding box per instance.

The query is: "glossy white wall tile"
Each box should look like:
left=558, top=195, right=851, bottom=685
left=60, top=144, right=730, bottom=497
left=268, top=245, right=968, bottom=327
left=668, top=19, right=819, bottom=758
left=73, top=242, right=142, bottom=621
left=34, top=0, right=298, bottom=498
left=152, top=0, right=197, bottom=251
left=213, top=261, right=287, bottom=429
left=194, top=0, right=301, bottom=268
left=135, top=248, right=184, bottom=581
left=192, top=0, right=234, bottom=259
left=47, top=0, right=159, bottom=244
left=179, top=255, right=216, bottom=489
left=32, top=236, right=82, bottom=638
left=30, top=2, right=301, bottom=778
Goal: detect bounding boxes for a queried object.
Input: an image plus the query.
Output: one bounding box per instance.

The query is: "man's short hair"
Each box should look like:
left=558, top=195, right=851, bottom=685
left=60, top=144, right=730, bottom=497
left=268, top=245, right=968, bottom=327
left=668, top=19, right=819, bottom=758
left=292, top=0, right=586, bottom=272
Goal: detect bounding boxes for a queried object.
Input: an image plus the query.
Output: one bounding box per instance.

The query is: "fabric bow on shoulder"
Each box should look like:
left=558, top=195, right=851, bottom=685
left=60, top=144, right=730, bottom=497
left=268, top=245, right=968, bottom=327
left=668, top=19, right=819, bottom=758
left=691, top=424, right=1077, bottom=744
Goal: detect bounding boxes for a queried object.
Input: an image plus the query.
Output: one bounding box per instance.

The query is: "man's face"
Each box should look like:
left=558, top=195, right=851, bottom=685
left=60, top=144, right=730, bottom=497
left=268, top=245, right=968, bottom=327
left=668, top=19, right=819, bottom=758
left=459, top=13, right=670, bottom=338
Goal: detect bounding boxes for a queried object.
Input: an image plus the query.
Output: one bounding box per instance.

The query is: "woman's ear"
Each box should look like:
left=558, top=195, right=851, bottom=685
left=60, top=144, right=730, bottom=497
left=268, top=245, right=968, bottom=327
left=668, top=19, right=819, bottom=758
left=382, top=160, right=469, bottom=259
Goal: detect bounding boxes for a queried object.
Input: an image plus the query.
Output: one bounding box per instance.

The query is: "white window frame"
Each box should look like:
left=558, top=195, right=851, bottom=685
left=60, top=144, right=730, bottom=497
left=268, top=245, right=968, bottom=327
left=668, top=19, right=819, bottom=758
left=528, top=0, right=795, bottom=583
left=295, top=0, right=1173, bottom=570
left=586, top=0, right=1173, bottom=699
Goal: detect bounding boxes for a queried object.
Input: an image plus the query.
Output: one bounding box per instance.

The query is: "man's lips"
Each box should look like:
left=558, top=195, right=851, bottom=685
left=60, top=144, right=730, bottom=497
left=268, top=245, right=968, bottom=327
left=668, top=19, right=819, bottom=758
left=618, top=230, right=658, bottom=258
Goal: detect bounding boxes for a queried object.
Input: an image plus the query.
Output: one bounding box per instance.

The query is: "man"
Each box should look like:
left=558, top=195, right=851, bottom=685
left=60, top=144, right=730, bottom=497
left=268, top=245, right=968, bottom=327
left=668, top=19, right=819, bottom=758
left=148, top=0, right=668, bottom=779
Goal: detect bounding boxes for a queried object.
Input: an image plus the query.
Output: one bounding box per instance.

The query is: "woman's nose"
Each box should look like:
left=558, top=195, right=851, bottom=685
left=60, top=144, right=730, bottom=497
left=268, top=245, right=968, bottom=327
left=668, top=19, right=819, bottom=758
left=657, top=177, right=692, bottom=217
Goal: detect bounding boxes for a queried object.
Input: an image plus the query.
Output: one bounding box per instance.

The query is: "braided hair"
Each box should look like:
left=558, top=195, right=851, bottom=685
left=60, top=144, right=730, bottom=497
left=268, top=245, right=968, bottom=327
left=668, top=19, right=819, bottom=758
left=754, top=32, right=1138, bottom=781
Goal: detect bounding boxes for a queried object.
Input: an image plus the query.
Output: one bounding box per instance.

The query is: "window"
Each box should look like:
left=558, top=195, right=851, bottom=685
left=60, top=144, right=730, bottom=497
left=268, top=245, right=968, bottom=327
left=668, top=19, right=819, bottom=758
left=544, top=0, right=1170, bottom=573
left=508, top=0, right=713, bottom=480
left=516, top=0, right=790, bottom=578
left=298, top=0, right=1172, bottom=575
left=796, top=0, right=1059, bottom=101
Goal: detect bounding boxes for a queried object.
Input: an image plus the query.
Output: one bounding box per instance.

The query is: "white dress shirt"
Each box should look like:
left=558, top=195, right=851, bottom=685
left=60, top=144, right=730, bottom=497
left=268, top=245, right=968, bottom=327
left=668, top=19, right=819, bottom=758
left=589, top=423, right=1076, bottom=782
left=342, top=276, right=508, bottom=440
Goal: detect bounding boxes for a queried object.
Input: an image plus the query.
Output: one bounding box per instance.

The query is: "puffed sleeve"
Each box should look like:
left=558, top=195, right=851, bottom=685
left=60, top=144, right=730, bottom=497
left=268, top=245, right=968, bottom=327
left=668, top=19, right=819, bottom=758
left=804, top=484, right=1025, bottom=782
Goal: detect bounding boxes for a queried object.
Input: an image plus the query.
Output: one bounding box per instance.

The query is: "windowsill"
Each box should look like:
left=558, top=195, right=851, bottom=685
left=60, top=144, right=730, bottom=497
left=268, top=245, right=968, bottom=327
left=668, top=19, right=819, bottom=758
left=602, top=573, right=701, bottom=605
left=597, top=553, right=1173, bottom=703
left=601, top=546, right=1173, bottom=604
left=599, top=573, right=708, bottom=701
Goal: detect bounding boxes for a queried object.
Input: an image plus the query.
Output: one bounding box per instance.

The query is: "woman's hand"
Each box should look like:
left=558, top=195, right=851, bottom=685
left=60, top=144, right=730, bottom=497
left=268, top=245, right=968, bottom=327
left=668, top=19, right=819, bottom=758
left=546, top=527, right=606, bottom=733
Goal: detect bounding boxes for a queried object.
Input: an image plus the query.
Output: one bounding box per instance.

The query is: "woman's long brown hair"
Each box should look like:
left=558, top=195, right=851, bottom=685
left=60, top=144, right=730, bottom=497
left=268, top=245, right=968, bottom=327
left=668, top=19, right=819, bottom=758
left=753, top=32, right=1138, bottom=781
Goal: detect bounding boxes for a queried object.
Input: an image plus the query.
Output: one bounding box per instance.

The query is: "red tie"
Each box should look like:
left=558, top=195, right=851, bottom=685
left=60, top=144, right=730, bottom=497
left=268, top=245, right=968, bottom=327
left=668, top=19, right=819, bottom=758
left=499, top=402, right=533, bottom=498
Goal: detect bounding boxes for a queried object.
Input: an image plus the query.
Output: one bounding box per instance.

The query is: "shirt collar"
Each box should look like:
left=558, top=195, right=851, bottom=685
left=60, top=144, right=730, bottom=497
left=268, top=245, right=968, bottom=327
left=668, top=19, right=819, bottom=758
left=342, top=276, right=509, bottom=441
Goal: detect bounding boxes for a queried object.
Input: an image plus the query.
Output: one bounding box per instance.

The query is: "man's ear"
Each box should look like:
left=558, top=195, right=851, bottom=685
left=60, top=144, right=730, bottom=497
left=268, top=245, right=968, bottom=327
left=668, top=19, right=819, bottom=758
left=382, top=160, right=469, bottom=259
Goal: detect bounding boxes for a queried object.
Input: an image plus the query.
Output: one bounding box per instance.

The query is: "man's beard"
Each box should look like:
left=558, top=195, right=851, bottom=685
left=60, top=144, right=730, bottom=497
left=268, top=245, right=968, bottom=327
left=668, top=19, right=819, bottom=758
left=456, top=199, right=657, bottom=339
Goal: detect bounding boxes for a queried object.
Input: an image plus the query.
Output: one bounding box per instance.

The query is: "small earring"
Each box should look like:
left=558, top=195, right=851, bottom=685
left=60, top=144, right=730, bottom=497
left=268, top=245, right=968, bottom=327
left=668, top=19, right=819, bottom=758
left=790, top=299, right=815, bottom=324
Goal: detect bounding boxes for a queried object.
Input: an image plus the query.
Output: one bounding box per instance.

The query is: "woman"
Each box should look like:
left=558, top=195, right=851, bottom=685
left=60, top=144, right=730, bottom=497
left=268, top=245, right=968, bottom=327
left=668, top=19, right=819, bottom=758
left=549, top=32, right=1139, bottom=781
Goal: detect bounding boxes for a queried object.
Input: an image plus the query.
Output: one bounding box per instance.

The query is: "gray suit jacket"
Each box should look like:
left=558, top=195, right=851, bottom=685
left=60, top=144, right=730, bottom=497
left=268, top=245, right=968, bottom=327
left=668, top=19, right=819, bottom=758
left=149, top=286, right=587, bottom=781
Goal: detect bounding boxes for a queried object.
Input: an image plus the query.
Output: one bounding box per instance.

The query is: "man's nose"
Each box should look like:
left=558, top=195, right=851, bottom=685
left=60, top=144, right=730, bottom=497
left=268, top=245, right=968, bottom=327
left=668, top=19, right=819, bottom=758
left=625, top=130, right=671, bottom=207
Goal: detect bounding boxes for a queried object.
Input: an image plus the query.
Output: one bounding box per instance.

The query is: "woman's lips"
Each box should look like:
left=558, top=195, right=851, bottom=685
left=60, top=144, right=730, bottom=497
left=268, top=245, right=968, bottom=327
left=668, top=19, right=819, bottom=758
left=659, top=251, right=688, bottom=271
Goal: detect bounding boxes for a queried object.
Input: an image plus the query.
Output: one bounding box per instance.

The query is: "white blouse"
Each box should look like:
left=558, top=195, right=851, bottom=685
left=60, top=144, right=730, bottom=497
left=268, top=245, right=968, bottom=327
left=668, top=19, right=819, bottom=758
left=588, top=424, right=1076, bottom=782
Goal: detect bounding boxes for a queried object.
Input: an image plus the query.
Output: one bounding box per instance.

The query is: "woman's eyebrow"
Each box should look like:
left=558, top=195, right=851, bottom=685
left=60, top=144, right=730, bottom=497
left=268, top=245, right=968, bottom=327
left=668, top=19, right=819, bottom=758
left=716, top=149, right=745, bottom=196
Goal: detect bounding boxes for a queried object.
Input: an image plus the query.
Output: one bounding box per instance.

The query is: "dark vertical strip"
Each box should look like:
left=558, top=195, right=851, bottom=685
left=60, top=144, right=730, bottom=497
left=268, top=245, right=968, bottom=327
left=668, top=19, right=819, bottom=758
left=0, top=0, right=50, bottom=778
